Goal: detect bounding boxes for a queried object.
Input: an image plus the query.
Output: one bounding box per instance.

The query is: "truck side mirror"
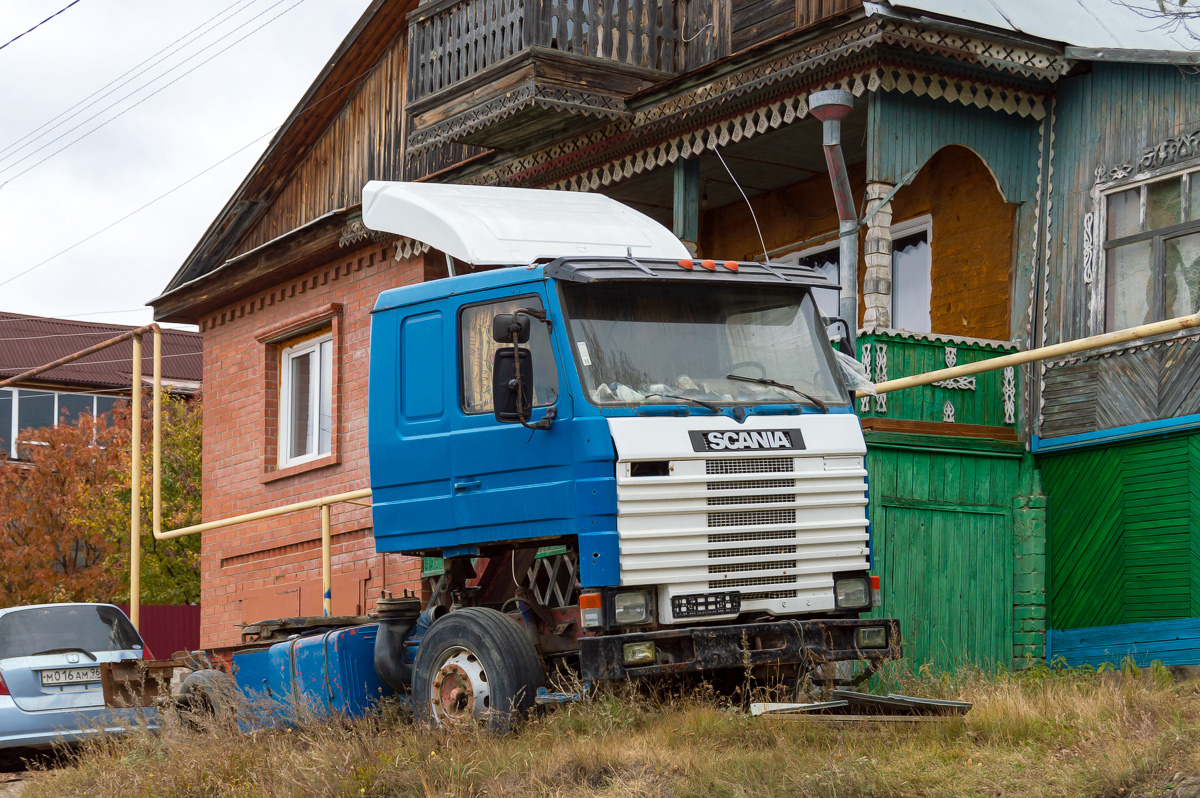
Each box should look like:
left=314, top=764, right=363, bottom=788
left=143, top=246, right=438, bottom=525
left=826, top=317, right=854, bottom=356
left=492, top=347, right=533, bottom=424
left=492, top=314, right=530, bottom=344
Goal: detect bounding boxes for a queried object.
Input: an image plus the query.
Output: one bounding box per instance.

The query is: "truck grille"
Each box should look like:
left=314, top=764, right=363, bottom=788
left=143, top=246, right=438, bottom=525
left=616, top=450, right=870, bottom=622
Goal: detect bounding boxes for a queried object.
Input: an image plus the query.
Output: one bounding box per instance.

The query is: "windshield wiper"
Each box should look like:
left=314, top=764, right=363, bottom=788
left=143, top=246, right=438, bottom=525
left=645, top=393, right=720, bottom=413
left=30, top=646, right=97, bottom=661
left=725, top=374, right=829, bottom=413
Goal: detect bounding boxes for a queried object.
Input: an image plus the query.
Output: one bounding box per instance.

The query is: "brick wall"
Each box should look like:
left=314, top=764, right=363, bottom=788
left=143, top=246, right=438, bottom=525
left=1012, top=477, right=1047, bottom=668
left=198, top=240, right=431, bottom=649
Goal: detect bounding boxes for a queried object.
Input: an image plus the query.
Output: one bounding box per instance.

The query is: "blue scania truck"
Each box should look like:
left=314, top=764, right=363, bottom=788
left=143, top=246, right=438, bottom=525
left=216, top=182, right=901, bottom=728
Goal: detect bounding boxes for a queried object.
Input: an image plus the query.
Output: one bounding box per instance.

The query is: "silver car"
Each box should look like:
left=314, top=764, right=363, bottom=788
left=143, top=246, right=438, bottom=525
left=0, top=603, right=153, bottom=751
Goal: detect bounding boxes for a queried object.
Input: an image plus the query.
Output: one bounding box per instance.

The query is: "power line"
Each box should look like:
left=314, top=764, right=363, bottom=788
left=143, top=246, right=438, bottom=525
left=3, top=351, right=196, bottom=371
left=0, top=330, right=152, bottom=342
left=0, top=0, right=259, bottom=162
left=0, top=128, right=278, bottom=290
left=0, top=0, right=85, bottom=53
left=0, top=0, right=307, bottom=186
left=0, top=55, right=389, bottom=291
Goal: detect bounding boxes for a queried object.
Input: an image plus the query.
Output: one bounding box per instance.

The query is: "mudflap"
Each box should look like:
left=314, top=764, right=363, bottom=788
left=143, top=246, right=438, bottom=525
left=578, top=618, right=901, bottom=681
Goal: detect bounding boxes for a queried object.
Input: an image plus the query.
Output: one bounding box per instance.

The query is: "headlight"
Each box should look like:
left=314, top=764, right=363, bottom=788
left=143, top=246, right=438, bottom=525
left=623, top=642, right=656, bottom=665
left=855, top=627, right=888, bottom=649
left=613, top=591, right=653, bottom=625
left=834, top=576, right=870, bottom=609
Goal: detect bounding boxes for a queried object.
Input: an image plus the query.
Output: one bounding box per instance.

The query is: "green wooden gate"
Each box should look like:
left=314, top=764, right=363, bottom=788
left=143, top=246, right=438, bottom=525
left=866, top=433, right=1044, bottom=670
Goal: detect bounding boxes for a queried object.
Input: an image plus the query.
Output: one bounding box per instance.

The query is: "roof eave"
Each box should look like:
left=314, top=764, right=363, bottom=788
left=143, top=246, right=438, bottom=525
left=1063, top=45, right=1200, bottom=64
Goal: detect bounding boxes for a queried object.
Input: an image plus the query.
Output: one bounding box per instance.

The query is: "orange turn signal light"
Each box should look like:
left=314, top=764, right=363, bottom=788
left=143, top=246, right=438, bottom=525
left=580, top=592, right=603, bottom=609
left=677, top=259, right=694, bottom=270
left=700, top=259, right=716, bottom=271
left=870, top=575, right=880, bottom=589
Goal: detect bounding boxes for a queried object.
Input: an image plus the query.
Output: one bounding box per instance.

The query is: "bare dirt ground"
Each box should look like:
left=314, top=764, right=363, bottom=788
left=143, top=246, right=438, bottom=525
left=0, top=774, right=25, bottom=797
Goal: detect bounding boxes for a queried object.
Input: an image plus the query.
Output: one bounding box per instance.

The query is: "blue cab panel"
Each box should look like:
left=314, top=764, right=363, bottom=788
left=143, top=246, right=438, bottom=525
left=231, top=625, right=393, bottom=725
left=368, top=267, right=620, bottom=585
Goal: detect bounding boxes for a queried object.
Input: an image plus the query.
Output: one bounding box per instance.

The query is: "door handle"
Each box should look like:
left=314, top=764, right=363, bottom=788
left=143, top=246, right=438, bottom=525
left=454, top=480, right=481, bottom=491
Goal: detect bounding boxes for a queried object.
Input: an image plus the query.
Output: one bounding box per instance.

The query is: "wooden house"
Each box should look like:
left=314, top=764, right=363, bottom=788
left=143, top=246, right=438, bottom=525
left=152, top=0, right=1200, bottom=666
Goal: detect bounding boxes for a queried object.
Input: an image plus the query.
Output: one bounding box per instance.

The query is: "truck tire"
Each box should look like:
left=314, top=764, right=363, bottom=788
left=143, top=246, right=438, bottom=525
left=178, top=668, right=238, bottom=728
left=411, top=607, right=544, bottom=732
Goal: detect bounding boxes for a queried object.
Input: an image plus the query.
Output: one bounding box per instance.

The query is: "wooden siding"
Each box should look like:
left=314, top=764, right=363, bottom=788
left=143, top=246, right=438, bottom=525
left=730, top=0, right=860, bottom=53
left=234, top=36, right=411, bottom=257
left=1040, top=430, right=1200, bottom=631
left=1040, top=335, right=1200, bottom=439
left=1044, top=64, right=1200, bottom=347
left=868, top=92, right=1040, bottom=205
left=1049, top=617, right=1200, bottom=668
left=865, top=435, right=1042, bottom=669
left=858, top=331, right=1017, bottom=430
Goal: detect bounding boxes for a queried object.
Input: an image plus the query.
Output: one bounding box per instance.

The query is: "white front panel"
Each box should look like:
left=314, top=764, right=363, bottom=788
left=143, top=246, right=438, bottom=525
left=608, top=414, right=870, bottom=624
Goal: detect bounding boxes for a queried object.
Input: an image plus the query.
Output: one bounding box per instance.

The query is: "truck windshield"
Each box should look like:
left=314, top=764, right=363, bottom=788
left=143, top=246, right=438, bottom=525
left=559, top=280, right=848, bottom=409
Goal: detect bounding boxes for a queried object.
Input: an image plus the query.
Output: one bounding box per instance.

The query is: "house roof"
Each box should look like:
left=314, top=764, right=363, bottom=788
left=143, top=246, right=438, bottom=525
left=0, top=313, right=201, bottom=391
left=867, top=0, right=1197, bottom=54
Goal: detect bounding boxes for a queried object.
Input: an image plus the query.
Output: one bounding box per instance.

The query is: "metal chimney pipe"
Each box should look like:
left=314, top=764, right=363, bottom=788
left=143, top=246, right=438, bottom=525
left=808, top=90, right=859, bottom=351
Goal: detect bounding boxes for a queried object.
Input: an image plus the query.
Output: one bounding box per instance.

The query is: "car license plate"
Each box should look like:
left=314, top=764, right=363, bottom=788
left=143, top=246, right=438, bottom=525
left=40, top=667, right=102, bottom=686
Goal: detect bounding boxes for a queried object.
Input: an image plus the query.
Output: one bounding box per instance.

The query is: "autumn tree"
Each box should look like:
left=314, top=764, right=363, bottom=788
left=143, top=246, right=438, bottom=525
left=0, top=393, right=202, bottom=606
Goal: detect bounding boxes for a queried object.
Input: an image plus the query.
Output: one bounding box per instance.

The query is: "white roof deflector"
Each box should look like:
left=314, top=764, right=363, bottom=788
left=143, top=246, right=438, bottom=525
left=361, top=181, right=690, bottom=266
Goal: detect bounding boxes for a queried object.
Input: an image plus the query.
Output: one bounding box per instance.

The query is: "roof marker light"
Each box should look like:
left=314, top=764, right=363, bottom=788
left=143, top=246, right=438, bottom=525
left=700, top=259, right=716, bottom=271
left=723, top=261, right=739, bottom=272
left=678, top=259, right=694, bottom=270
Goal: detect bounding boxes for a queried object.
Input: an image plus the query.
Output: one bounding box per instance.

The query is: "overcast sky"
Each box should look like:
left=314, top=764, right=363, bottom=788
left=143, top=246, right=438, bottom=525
left=0, top=0, right=376, bottom=329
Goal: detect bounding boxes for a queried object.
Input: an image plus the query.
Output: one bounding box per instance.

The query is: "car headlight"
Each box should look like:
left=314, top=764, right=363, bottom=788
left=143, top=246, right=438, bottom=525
left=613, top=591, right=653, bottom=625
left=834, top=576, right=870, bottom=609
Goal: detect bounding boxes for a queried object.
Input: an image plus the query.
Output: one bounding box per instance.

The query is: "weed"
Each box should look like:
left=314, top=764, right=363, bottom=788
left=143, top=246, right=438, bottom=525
left=17, top=664, right=1200, bottom=798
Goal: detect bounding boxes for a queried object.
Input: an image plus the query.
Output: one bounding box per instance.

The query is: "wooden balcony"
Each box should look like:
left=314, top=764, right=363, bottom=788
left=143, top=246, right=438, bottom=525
left=405, top=0, right=863, bottom=156
left=857, top=331, right=1019, bottom=440
left=406, top=0, right=687, bottom=153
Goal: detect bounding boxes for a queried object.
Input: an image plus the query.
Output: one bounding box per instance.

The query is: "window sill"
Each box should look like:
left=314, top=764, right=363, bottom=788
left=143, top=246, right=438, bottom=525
left=261, top=452, right=340, bottom=484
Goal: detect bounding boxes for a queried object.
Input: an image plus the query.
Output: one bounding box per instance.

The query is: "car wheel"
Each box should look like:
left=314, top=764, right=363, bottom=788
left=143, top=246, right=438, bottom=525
left=411, top=607, right=543, bottom=732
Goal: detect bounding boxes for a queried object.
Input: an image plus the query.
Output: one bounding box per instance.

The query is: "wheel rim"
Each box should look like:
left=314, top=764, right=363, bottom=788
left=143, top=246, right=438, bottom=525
left=429, top=645, right=490, bottom=723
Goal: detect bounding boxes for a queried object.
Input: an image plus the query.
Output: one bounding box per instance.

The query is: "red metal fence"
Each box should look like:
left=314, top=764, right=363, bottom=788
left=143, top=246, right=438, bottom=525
left=116, top=604, right=201, bottom=659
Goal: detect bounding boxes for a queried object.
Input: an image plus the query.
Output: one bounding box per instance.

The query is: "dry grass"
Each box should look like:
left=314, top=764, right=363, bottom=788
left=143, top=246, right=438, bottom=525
left=20, top=662, right=1200, bottom=798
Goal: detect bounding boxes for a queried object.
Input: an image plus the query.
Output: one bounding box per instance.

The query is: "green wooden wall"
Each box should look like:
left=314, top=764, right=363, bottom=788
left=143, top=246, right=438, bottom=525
left=1041, top=430, right=1200, bottom=631
left=858, top=332, right=1018, bottom=429
left=866, top=433, right=1044, bottom=670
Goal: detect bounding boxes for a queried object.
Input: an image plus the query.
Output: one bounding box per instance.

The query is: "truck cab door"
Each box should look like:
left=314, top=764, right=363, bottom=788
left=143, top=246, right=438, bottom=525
left=448, top=292, right=576, bottom=549
left=369, top=303, right=455, bottom=553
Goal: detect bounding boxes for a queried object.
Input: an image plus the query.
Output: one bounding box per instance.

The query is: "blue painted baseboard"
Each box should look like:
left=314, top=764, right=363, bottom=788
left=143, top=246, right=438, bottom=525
left=1048, top=618, right=1200, bottom=667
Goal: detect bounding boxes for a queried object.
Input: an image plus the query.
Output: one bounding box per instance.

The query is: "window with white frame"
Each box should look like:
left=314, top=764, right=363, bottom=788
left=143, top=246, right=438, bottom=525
left=890, top=216, right=933, bottom=333
left=783, top=242, right=841, bottom=320
left=0, top=388, right=123, bottom=460
left=279, top=333, right=333, bottom=467
left=1104, top=168, right=1200, bottom=331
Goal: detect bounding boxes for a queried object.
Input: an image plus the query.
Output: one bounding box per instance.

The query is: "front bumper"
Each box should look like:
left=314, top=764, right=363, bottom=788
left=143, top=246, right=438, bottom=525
left=579, top=618, right=901, bottom=680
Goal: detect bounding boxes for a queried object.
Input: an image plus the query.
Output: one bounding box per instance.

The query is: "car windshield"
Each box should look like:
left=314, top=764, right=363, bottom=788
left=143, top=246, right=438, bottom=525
left=0, top=605, right=142, bottom=659
left=559, top=280, right=848, bottom=408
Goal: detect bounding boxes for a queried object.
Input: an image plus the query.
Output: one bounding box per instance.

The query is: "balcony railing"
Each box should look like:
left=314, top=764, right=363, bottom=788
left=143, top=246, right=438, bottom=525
left=408, top=0, right=686, bottom=106
left=858, top=330, right=1019, bottom=436
left=404, top=0, right=863, bottom=163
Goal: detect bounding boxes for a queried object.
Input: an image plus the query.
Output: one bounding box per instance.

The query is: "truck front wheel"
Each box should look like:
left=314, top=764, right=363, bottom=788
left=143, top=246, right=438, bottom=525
left=411, top=607, right=544, bottom=732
